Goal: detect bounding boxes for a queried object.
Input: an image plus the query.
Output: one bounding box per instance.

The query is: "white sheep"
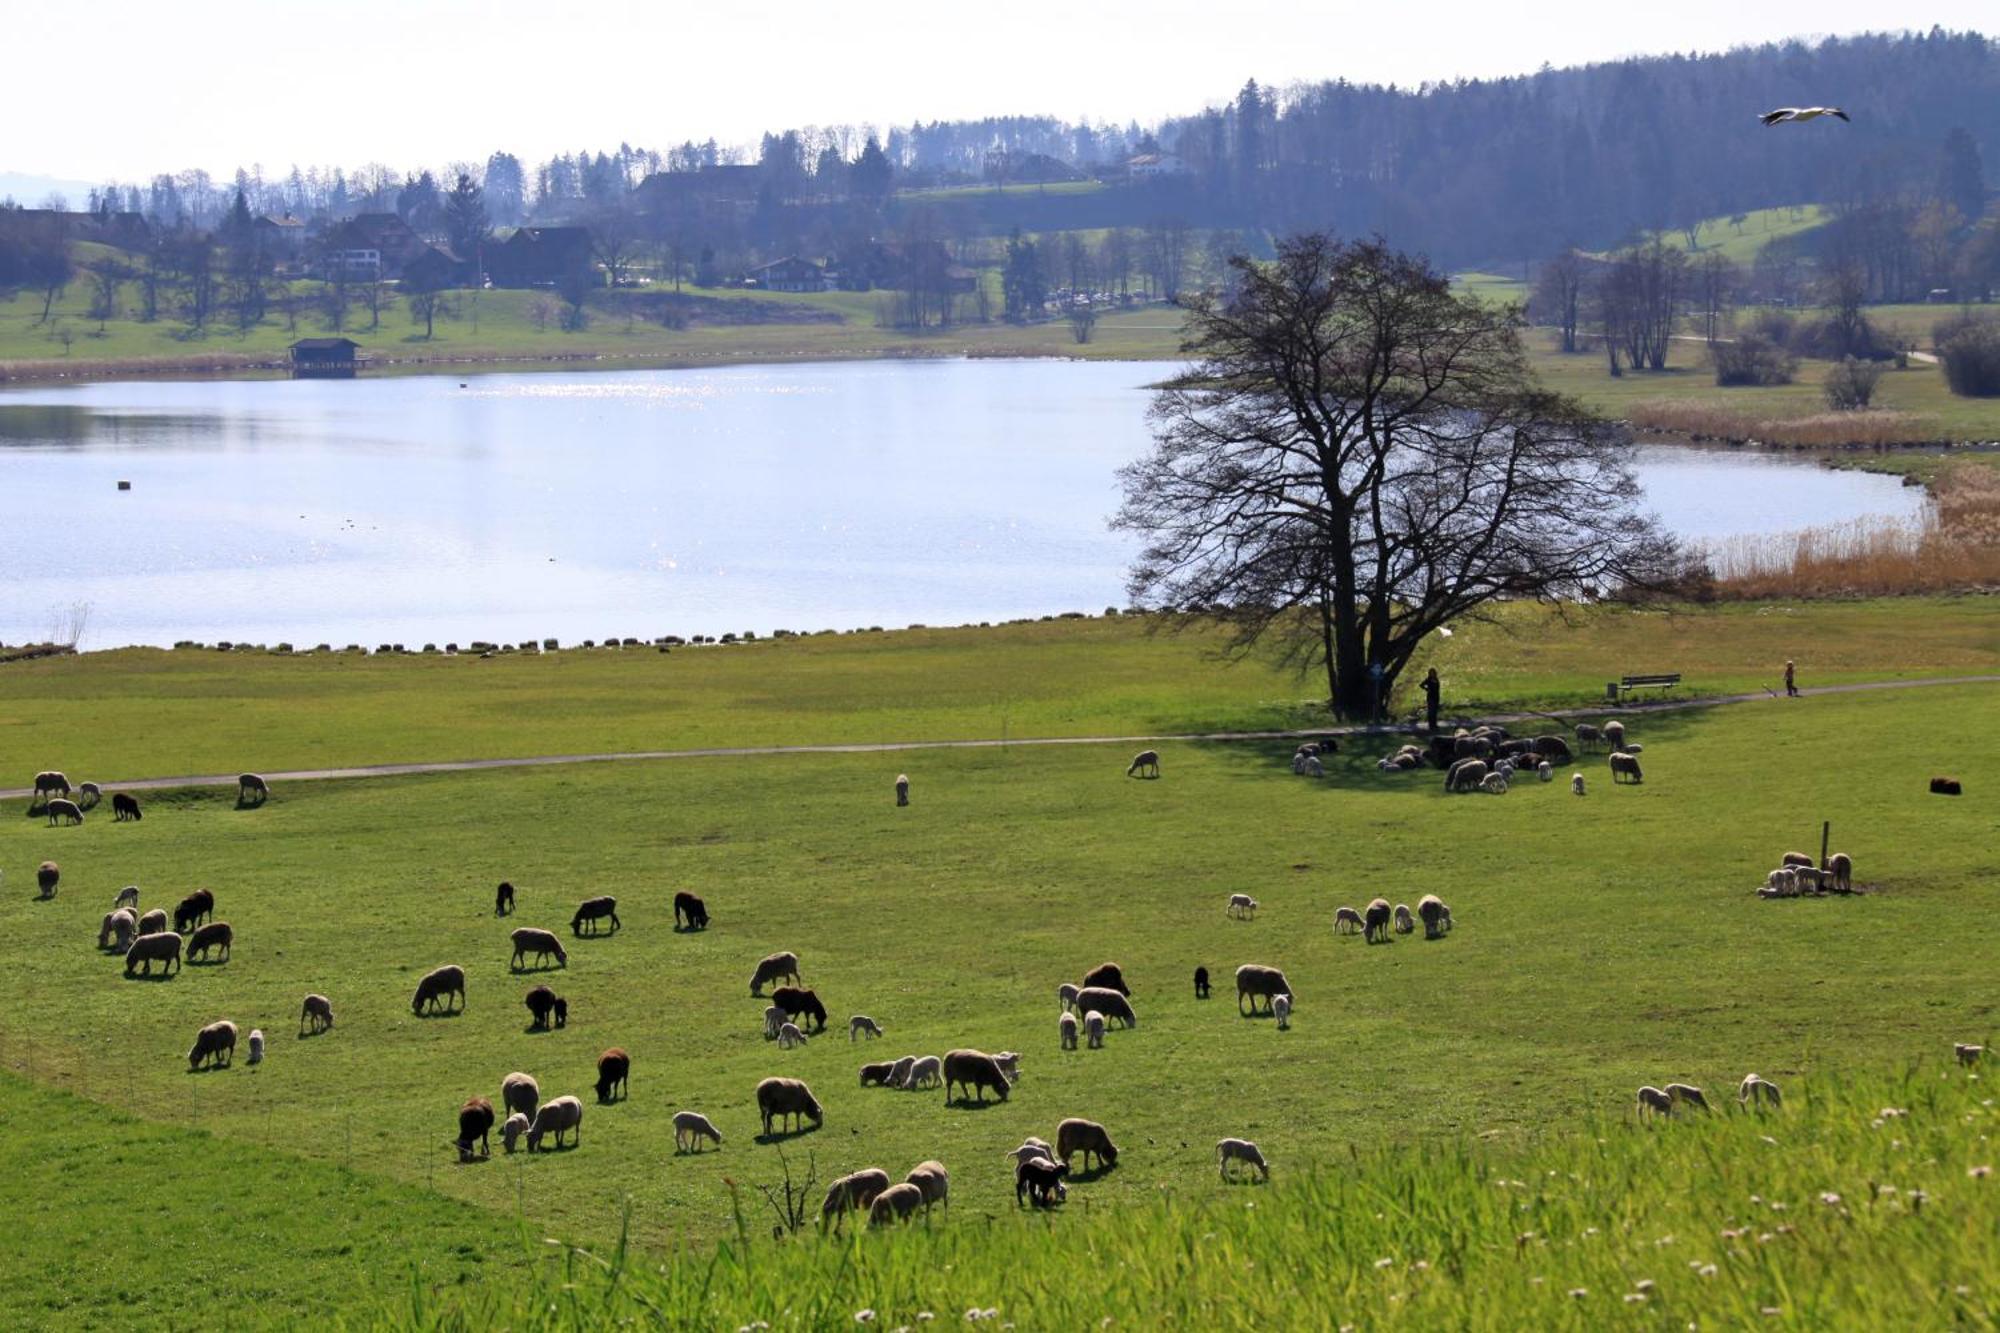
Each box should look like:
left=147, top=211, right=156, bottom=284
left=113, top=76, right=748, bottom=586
left=1333, top=905, right=1364, bottom=934
left=905, top=1055, right=943, bottom=1090
left=1664, top=1082, right=1711, bottom=1112
left=672, top=1110, right=723, bottom=1152
left=1216, top=1137, right=1270, bottom=1181
left=886, top=1055, right=917, bottom=1088
left=763, top=1005, right=787, bottom=1040
left=778, top=1021, right=810, bottom=1050
left=1392, top=903, right=1415, bottom=935
left=1226, top=893, right=1259, bottom=920
left=1636, top=1085, right=1674, bottom=1118
left=1273, top=994, right=1291, bottom=1030
left=1828, top=853, right=1853, bottom=893
left=1302, top=755, right=1324, bottom=778
left=1571, top=772, right=1586, bottom=796
left=1084, top=1010, right=1106, bottom=1049
left=113, top=885, right=140, bottom=911
left=1602, top=720, right=1626, bottom=750
left=1537, top=761, right=1553, bottom=782
left=1005, top=1142, right=1056, bottom=1165
left=1058, top=983, right=1081, bottom=1014
left=993, top=1051, right=1022, bottom=1083
left=246, top=1029, right=265, bottom=1066
left=501, top=1112, right=532, bottom=1153
left=1609, top=750, right=1643, bottom=784
left=1738, top=1074, right=1782, bottom=1108
left=849, top=1015, right=884, bottom=1042
left=1059, top=1011, right=1078, bottom=1050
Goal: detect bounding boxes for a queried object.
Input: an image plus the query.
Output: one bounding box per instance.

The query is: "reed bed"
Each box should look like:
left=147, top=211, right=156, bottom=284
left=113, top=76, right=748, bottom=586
left=1629, top=400, right=1942, bottom=447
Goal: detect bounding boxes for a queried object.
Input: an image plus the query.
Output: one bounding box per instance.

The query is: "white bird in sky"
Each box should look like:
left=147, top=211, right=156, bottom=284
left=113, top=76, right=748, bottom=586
left=1759, top=106, right=1850, bottom=126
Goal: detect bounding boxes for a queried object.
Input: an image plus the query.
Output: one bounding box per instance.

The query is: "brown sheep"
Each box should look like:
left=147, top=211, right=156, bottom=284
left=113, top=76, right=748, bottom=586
left=1609, top=750, right=1643, bottom=784
left=905, top=1160, right=949, bottom=1209
left=35, top=861, right=59, bottom=899
left=595, top=1048, right=629, bottom=1102
left=942, top=1049, right=1011, bottom=1105
left=570, top=895, right=620, bottom=936
left=299, top=993, right=335, bottom=1036
left=770, top=986, right=829, bottom=1032
left=187, top=1020, right=237, bottom=1070
left=412, top=964, right=466, bottom=1015
left=172, top=889, right=214, bottom=934
left=673, top=891, right=708, bottom=930
left=98, top=908, right=138, bottom=952
left=527, top=1095, right=582, bottom=1151
left=749, top=951, right=801, bottom=996
left=1234, top=964, right=1293, bottom=1016
left=136, top=907, right=169, bottom=937
left=112, top=792, right=142, bottom=821
left=1080, top=962, right=1130, bottom=996
left=510, top=927, right=568, bottom=971
left=125, top=931, right=182, bottom=977
left=1126, top=749, right=1160, bottom=778
left=821, top=1168, right=892, bottom=1229
left=1055, top=1117, right=1119, bottom=1171
left=186, top=921, right=233, bottom=964
left=456, top=1096, right=495, bottom=1161
left=1828, top=852, right=1853, bottom=893
left=1073, top=987, right=1137, bottom=1029
left=501, top=1072, right=540, bottom=1119
left=494, top=881, right=516, bottom=916
left=859, top=1061, right=897, bottom=1087
left=756, top=1076, right=823, bottom=1136
left=867, top=1181, right=924, bottom=1226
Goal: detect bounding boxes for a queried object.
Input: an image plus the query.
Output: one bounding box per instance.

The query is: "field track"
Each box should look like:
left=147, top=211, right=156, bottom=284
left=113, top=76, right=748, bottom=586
left=6, top=672, right=1993, bottom=800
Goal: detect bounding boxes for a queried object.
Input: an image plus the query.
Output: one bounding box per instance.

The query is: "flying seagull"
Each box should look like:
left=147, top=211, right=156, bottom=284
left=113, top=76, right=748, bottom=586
left=1760, top=106, right=1850, bottom=126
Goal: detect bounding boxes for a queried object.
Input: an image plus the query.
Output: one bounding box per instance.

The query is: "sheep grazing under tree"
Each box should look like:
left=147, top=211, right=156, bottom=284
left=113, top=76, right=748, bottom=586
left=673, top=891, right=708, bottom=930
left=771, top=986, right=828, bottom=1032
left=1126, top=749, right=1160, bottom=778
left=510, top=927, right=568, bottom=971
left=1217, top=1138, right=1270, bottom=1181
left=595, top=1049, right=629, bottom=1102
left=299, top=994, right=334, bottom=1036
left=749, top=951, right=801, bottom=996
left=44, top=798, right=83, bottom=826
left=501, top=1072, right=540, bottom=1120
left=1084, top=1011, right=1106, bottom=1049
left=1060, top=1012, right=1079, bottom=1050
left=821, top=1168, right=891, bottom=1229
left=1056, top=1117, right=1119, bottom=1172
left=942, top=1049, right=1012, bottom=1104
left=1081, top=962, right=1130, bottom=996
left=1363, top=898, right=1394, bottom=943
left=1333, top=906, right=1363, bottom=935
left=456, top=1097, right=495, bottom=1161
left=756, top=1076, right=823, bottom=1136
left=1235, top=964, right=1293, bottom=1017
left=412, top=965, right=466, bottom=1015
left=1609, top=751, right=1643, bottom=784
left=523, top=985, right=567, bottom=1030
left=494, top=881, right=515, bottom=916
left=1073, top=987, right=1136, bottom=1029
left=173, top=889, right=214, bottom=934
left=849, top=1015, right=884, bottom=1042
left=112, top=793, right=142, bottom=821
left=672, top=1110, right=723, bottom=1152
left=570, top=896, right=620, bottom=936
left=236, top=773, right=270, bottom=807
left=527, top=1095, right=583, bottom=1151
left=187, top=1020, right=237, bottom=1070
left=1417, top=894, right=1454, bottom=939
left=1193, top=966, right=1210, bottom=999
left=186, top=921, right=233, bottom=964
left=1738, top=1074, right=1782, bottom=1108
left=1226, top=893, right=1259, bottom=920
left=125, top=931, right=182, bottom=977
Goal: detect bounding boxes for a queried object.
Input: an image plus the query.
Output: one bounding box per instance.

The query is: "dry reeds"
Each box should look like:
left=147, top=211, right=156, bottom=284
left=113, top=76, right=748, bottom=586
left=1628, top=400, right=1939, bottom=448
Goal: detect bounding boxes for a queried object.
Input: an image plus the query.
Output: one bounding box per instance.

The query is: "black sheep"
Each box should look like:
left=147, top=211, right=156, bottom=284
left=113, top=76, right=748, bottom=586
left=1194, top=966, right=1210, bottom=999
left=495, top=881, right=515, bottom=916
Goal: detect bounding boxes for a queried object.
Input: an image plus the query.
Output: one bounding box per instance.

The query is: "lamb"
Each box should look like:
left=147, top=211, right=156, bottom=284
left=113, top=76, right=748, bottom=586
left=868, top=1182, right=924, bottom=1226
left=673, top=891, right=709, bottom=930
left=1300, top=755, right=1324, bottom=778
left=1060, top=1011, right=1079, bottom=1050
left=299, top=993, right=334, bottom=1036
left=942, top=1049, right=1011, bottom=1103
left=35, top=861, right=58, bottom=899
left=1417, top=894, right=1453, bottom=939
left=764, top=1005, right=787, bottom=1040
left=124, top=931, right=182, bottom=977
left=1005, top=1137, right=1055, bottom=1165
left=1055, top=1117, right=1119, bottom=1171
left=570, top=895, right=621, bottom=936
left=821, top=1168, right=891, bottom=1228
left=885, top=1055, right=917, bottom=1089
left=1664, top=1082, right=1711, bottom=1113
left=1608, top=751, right=1643, bottom=784
left=749, top=951, right=801, bottom=996
left=187, top=1020, right=237, bottom=1070
left=246, top=1029, right=264, bottom=1065
left=456, top=1097, right=495, bottom=1161
left=1073, top=987, right=1136, bottom=1029
left=1216, top=1137, right=1270, bottom=1182
left=1828, top=852, right=1853, bottom=894
left=905, top=1159, right=949, bottom=1210
left=1235, top=964, right=1293, bottom=1016
left=771, top=986, right=828, bottom=1032
left=237, top=773, right=269, bottom=806
left=501, top=1112, right=531, bottom=1152
left=1762, top=868, right=1799, bottom=897
left=778, top=1022, right=810, bottom=1050
left=510, top=928, right=569, bottom=971
left=895, top=773, right=910, bottom=807
left=76, top=781, right=102, bottom=810
left=113, top=885, right=140, bottom=911
left=594, top=1049, right=629, bottom=1102
left=1445, top=758, right=1490, bottom=793
left=44, top=798, right=83, bottom=826
left=1363, top=897, right=1393, bottom=943
left=756, top=1077, right=823, bottom=1135
left=1480, top=771, right=1510, bottom=794
left=1226, top=893, right=1259, bottom=920
left=501, top=1072, right=540, bottom=1120
left=1601, top=720, right=1626, bottom=750
left=1738, top=1074, right=1782, bottom=1108
left=993, top=1051, right=1022, bottom=1083
left=1084, top=1010, right=1106, bottom=1049
left=1333, top=906, right=1364, bottom=935
left=1058, top=983, right=1081, bottom=1014
left=1015, top=1155, right=1070, bottom=1207
left=1956, top=1043, right=1984, bottom=1067
left=527, top=1095, right=583, bottom=1151
left=1636, top=1085, right=1674, bottom=1118
left=186, top=921, right=232, bottom=963
left=494, top=881, right=515, bottom=916
left=136, top=907, right=169, bottom=937
left=1572, top=772, right=1586, bottom=796
left=173, top=889, right=214, bottom=933
left=1126, top=749, right=1160, bottom=778
left=1392, top=903, right=1415, bottom=935
left=110, top=792, right=142, bottom=821
left=1273, top=994, right=1292, bottom=1031
left=1537, top=761, right=1553, bottom=782
left=1792, top=867, right=1826, bottom=893
left=524, top=985, right=566, bottom=1030
left=1081, top=962, right=1130, bottom=996
left=673, top=1110, right=724, bottom=1152
left=860, top=1061, right=897, bottom=1087
left=98, top=908, right=137, bottom=952
left=1194, top=966, right=1210, bottom=999
left=412, top=964, right=466, bottom=1015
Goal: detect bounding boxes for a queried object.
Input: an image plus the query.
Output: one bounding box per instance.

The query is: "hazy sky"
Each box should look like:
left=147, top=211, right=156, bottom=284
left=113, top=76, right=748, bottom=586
left=12, top=1, right=1996, bottom=181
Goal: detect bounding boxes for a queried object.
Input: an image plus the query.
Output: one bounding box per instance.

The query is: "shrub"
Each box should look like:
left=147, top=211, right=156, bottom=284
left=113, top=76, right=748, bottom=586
left=1822, top=357, right=1883, bottom=411
left=1746, top=309, right=1796, bottom=346
left=1938, top=320, right=2000, bottom=397
left=1711, top=335, right=1797, bottom=387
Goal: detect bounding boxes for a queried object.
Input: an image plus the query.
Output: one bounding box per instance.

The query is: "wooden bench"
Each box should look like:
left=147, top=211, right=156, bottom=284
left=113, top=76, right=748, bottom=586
left=1606, top=673, right=1682, bottom=700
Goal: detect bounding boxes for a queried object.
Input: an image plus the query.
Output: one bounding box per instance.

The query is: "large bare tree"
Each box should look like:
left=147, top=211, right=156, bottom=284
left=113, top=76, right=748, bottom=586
left=1115, top=234, right=1671, bottom=719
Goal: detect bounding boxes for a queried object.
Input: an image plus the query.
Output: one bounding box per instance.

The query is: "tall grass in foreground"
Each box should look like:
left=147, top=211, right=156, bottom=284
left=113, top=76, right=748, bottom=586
left=1703, top=464, right=2000, bottom=597
left=403, top=1066, right=1999, bottom=1330
left=1629, top=399, right=1938, bottom=447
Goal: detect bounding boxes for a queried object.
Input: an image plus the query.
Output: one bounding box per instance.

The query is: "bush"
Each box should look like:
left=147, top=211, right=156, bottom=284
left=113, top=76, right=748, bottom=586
left=1746, top=309, right=1796, bottom=347
left=1712, top=334, right=1797, bottom=387
left=1822, top=356, right=1883, bottom=411
left=1938, top=319, right=2000, bottom=397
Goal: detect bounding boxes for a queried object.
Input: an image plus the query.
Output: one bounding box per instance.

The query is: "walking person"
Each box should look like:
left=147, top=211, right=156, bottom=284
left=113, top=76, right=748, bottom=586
left=1784, top=659, right=1798, bottom=698
left=1422, top=667, right=1442, bottom=733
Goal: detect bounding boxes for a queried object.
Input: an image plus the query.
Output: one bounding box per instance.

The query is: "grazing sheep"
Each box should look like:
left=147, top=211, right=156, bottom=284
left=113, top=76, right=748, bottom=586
left=1060, top=1012, right=1079, bottom=1050
left=494, top=881, right=515, bottom=916
left=850, top=1015, right=884, bottom=1042
left=1602, top=720, right=1626, bottom=750
left=173, top=889, right=214, bottom=933
left=98, top=908, right=137, bottom=952
left=1781, top=852, right=1816, bottom=869
left=673, top=891, right=709, bottom=930
left=1931, top=776, right=1963, bottom=796
left=885, top=1055, right=917, bottom=1089
left=1333, top=906, right=1364, bottom=935
left=570, top=895, right=620, bottom=936
left=822, top=1168, right=891, bottom=1228
left=1626, top=743, right=1643, bottom=754
left=1235, top=964, right=1293, bottom=1016
left=1217, top=1137, right=1270, bottom=1181
left=595, top=1048, right=629, bottom=1102
left=1828, top=853, right=1853, bottom=893
left=112, top=792, right=142, bottom=821
left=993, top=1051, right=1022, bottom=1083
left=1227, top=893, right=1259, bottom=920
left=44, top=798, right=83, bottom=826
left=1301, top=755, right=1324, bottom=778
left=1480, top=771, right=1510, bottom=794
left=300, top=993, right=334, bottom=1036
left=771, top=986, right=829, bottom=1032
left=1055, top=1118, right=1119, bottom=1171
left=673, top=1110, right=724, bottom=1152
left=749, top=951, right=801, bottom=996
left=1763, top=868, right=1799, bottom=897
left=1015, top=1156, right=1070, bottom=1207
left=1074, top=987, right=1136, bottom=1029
left=1665, top=1083, right=1711, bottom=1113
left=1608, top=751, right=1643, bottom=784
left=1273, top=994, right=1292, bottom=1031
left=1081, top=962, right=1130, bottom=996
left=860, top=1061, right=897, bottom=1086
left=455, top=1097, right=495, bottom=1161
left=1572, top=771, right=1586, bottom=796
left=1364, top=897, right=1393, bottom=943
left=1454, top=734, right=1494, bottom=761
left=35, top=861, right=59, bottom=899
left=895, top=774, right=910, bottom=807
left=1574, top=722, right=1602, bottom=750
left=906, top=1160, right=949, bottom=1210
left=1417, top=894, right=1453, bottom=939
left=501, top=1072, right=540, bottom=1120
left=1445, top=758, right=1490, bottom=793
left=412, top=965, right=466, bottom=1015
left=868, top=1181, right=924, bottom=1226
left=1537, top=761, right=1553, bottom=782
left=1636, top=1085, right=1674, bottom=1118
left=509, top=928, right=568, bottom=971
left=524, top=985, right=566, bottom=1030
left=1084, top=1010, right=1106, bottom=1049
left=1392, top=903, right=1415, bottom=935
left=1194, top=966, right=1210, bottom=999
left=186, top=921, right=232, bottom=963
left=763, top=1005, right=786, bottom=1040
left=136, top=907, right=169, bottom=937
left=1058, top=983, right=1081, bottom=1014
left=1126, top=749, right=1160, bottom=778
left=1006, top=1137, right=1055, bottom=1165
left=113, top=885, right=140, bottom=911
left=942, top=1049, right=1011, bottom=1103
left=527, top=1095, right=583, bottom=1151
left=501, top=1112, right=531, bottom=1153
left=1532, top=736, right=1574, bottom=765
left=1956, top=1043, right=1984, bottom=1067
left=1738, top=1074, right=1782, bottom=1108
left=237, top=773, right=269, bottom=806
left=76, top=781, right=102, bottom=810
left=778, top=1022, right=810, bottom=1050
left=756, top=1077, right=823, bottom=1135
left=31, top=771, right=71, bottom=806
left=187, top=1020, right=237, bottom=1070
left=1792, top=867, right=1826, bottom=893
left=124, top=931, right=182, bottom=977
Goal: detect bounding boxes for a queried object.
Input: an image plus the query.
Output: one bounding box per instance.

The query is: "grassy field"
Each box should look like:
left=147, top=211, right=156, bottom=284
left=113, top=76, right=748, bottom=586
left=5, top=600, right=1999, bottom=781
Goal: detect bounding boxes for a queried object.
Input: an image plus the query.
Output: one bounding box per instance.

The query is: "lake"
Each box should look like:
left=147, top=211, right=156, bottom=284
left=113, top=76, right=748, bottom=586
left=0, top=360, right=1928, bottom=649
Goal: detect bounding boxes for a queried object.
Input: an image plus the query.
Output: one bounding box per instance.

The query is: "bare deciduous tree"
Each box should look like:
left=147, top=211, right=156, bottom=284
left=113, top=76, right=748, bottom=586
left=1533, top=248, right=1586, bottom=353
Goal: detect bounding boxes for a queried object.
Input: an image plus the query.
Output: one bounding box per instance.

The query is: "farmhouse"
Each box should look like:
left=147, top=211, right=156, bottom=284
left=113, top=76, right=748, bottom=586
left=253, top=213, right=309, bottom=259
left=318, top=212, right=427, bottom=279
left=487, top=226, right=593, bottom=288
left=747, top=256, right=828, bottom=293
left=1127, top=152, right=1191, bottom=178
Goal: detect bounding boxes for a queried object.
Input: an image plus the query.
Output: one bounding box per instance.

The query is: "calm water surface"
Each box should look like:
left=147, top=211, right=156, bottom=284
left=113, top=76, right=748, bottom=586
left=0, top=361, right=1927, bottom=648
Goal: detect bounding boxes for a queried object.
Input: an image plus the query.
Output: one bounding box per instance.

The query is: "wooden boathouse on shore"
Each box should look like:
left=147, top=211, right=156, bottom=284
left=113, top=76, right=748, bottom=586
left=288, top=337, right=362, bottom=379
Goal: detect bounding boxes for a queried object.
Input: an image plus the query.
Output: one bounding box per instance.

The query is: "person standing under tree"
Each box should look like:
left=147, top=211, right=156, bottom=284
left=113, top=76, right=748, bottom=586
left=1784, top=660, right=1798, bottom=698
left=1422, top=667, right=1442, bottom=732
